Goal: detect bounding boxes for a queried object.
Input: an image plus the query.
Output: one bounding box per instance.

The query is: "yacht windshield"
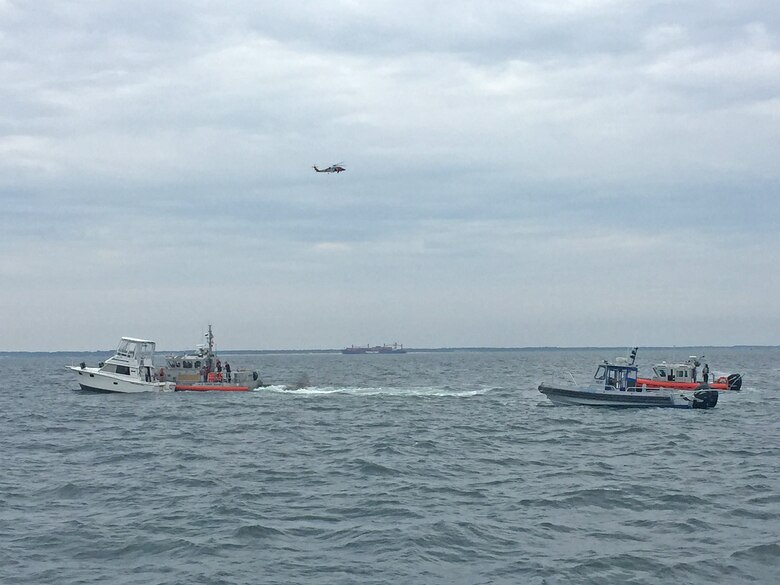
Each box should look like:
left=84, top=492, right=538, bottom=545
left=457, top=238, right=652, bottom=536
left=137, top=342, right=155, bottom=361
left=117, top=340, right=136, bottom=358
left=116, top=339, right=155, bottom=360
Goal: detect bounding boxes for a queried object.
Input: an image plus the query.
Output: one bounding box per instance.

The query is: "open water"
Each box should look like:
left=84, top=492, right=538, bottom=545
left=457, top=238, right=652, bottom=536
left=1, top=347, right=779, bottom=585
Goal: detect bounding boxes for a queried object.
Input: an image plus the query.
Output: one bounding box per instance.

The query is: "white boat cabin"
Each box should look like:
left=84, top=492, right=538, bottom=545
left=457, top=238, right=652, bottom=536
left=99, top=337, right=158, bottom=380
left=163, top=352, right=209, bottom=383
left=651, top=356, right=701, bottom=383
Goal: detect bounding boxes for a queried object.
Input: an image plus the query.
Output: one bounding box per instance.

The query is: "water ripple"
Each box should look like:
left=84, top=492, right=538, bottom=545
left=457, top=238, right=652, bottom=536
left=1, top=348, right=778, bottom=585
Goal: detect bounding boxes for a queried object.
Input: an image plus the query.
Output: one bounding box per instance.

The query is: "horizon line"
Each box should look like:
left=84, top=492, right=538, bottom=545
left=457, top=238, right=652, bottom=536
left=1, top=344, right=777, bottom=355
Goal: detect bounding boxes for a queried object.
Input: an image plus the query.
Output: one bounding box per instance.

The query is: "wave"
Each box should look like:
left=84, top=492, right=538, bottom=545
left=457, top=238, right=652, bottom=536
left=5, top=348, right=779, bottom=585
left=730, top=542, right=780, bottom=563
left=233, top=524, right=286, bottom=539
left=263, top=385, right=495, bottom=397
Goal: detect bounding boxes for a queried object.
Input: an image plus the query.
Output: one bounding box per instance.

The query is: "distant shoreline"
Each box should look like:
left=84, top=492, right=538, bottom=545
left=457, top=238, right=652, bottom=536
left=1, top=345, right=776, bottom=356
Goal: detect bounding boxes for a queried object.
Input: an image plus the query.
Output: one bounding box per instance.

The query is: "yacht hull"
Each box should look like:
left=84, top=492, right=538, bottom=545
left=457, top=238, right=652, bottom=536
left=69, top=366, right=173, bottom=393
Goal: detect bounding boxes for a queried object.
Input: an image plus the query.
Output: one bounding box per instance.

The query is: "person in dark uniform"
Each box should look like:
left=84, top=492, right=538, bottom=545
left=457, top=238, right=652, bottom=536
left=224, top=362, right=231, bottom=382
left=702, top=363, right=710, bottom=383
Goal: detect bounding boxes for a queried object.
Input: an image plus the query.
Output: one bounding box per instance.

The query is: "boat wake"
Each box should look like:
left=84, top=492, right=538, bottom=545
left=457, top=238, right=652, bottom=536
left=251, top=384, right=288, bottom=393
left=265, top=385, right=494, bottom=397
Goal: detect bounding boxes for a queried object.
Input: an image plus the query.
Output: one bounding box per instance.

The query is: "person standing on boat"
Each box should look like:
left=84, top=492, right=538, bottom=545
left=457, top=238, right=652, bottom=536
left=216, top=359, right=222, bottom=374
left=692, top=364, right=697, bottom=382
left=224, top=362, right=231, bottom=382
left=703, top=363, right=710, bottom=383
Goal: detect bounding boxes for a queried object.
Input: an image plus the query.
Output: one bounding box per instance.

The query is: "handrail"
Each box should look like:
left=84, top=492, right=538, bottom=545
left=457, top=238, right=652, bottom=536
left=547, top=369, right=579, bottom=386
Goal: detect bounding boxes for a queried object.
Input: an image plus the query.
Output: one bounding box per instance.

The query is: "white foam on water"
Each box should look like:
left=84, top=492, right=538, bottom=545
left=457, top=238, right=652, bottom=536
left=252, top=384, right=288, bottom=393
left=264, top=385, right=494, bottom=397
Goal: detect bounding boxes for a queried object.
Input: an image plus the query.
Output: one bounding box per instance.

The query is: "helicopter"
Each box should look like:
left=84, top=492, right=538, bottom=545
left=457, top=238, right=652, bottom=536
left=313, top=162, right=346, bottom=173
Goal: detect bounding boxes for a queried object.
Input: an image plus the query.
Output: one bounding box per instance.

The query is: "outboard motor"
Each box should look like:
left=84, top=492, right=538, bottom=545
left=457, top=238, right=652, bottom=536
left=692, top=390, right=719, bottom=409
left=727, top=373, right=742, bottom=391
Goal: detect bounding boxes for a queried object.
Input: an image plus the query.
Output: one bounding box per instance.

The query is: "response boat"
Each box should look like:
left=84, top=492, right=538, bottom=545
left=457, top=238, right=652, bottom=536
left=637, top=355, right=742, bottom=391
left=160, top=325, right=263, bottom=392
left=68, top=337, right=175, bottom=393
left=538, top=355, right=721, bottom=409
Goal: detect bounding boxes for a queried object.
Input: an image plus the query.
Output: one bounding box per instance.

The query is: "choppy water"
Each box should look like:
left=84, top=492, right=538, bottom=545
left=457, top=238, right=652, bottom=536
left=1, top=347, right=779, bottom=585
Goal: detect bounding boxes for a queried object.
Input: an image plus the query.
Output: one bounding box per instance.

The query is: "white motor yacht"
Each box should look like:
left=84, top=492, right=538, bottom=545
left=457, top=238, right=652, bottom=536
left=68, top=337, right=174, bottom=393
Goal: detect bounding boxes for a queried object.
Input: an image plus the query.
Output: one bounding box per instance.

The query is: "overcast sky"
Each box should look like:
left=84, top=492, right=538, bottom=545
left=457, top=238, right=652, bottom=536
left=2, top=1, right=779, bottom=351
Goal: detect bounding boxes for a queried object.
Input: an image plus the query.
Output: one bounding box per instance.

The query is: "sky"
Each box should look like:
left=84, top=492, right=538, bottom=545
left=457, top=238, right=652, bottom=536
left=2, top=0, right=779, bottom=351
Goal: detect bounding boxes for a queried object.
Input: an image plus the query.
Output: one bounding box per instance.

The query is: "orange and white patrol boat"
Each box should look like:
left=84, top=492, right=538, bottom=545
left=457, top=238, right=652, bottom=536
left=629, top=349, right=742, bottom=392
left=159, top=325, right=263, bottom=392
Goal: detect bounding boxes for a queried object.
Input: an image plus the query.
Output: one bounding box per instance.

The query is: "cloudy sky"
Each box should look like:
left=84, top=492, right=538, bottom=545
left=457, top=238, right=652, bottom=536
left=2, top=1, right=779, bottom=351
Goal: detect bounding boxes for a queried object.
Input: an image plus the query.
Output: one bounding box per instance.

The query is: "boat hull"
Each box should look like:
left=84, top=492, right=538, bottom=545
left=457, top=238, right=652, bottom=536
left=69, top=366, right=173, bottom=393
left=538, top=384, right=718, bottom=409
left=636, top=374, right=742, bottom=392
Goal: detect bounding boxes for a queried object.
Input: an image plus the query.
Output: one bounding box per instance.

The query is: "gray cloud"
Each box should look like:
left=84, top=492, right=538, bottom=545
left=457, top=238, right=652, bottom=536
left=1, top=1, right=779, bottom=349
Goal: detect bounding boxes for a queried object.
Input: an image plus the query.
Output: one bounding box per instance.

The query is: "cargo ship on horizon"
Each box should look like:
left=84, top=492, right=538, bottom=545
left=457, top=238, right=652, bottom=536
left=342, top=343, right=407, bottom=354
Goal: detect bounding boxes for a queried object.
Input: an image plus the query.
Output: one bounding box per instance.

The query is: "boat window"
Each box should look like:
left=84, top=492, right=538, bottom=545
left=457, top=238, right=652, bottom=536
left=606, top=367, right=636, bottom=390
left=183, top=360, right=193, bottom=369
left=195, top=361, right=202, bottom=368
left=657, top=368, right=666, bottom=378
left=137, top=342, right=154, bottom=359
left=594, top=365, right=606, bottom=380
left=116, top=365, right=130, bottom=375
left=117, top=339, right=135, bottom=357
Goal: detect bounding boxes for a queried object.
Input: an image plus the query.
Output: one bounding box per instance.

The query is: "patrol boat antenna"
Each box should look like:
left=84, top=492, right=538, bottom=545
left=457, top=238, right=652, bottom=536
left=205, top=324, right=215, bottom=371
